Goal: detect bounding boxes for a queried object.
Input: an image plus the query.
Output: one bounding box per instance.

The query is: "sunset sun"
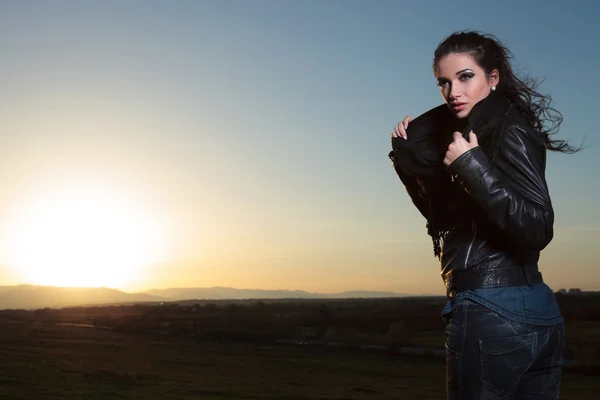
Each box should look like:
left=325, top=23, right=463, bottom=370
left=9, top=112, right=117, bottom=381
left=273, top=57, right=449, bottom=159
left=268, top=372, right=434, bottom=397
left=4, top=186, right=167, bottom=289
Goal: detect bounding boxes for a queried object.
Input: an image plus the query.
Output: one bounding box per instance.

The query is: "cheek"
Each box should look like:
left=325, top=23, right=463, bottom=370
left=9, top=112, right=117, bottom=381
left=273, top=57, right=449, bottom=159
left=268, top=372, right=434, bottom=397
left=480, top=87, right=491, bottom=100
left=473, top=81, right=490, bottom=99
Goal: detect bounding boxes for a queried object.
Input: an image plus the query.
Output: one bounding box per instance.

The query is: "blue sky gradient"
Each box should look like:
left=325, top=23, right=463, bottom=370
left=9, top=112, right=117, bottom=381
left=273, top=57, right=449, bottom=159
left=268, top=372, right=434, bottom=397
left=0, top=1, right=597, bottom=294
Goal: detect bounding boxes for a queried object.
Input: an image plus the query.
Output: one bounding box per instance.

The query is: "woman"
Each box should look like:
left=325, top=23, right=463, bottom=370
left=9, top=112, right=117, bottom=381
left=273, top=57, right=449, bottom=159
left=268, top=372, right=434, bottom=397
left=389, top=31, right=577, bottom=399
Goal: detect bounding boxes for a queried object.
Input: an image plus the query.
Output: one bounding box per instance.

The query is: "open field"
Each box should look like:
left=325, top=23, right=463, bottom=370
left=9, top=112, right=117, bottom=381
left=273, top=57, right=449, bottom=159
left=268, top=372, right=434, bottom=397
left=0, top=319, right=446, bottom=399
left=0, top=294, right=599, bottom=400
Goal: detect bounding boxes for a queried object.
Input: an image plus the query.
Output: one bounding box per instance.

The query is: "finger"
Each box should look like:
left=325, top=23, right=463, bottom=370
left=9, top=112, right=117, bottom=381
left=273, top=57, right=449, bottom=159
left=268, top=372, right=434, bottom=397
left=392, top=125, right=404, bottom=139
left=443, top=154, right=451, bottom=167
left=402, top=115, right=413, bottom=130
left=453, top=131, right=463, bottom=141
left=469, top=131, right=478, bottom=145
left=396, top=121, right=406, bottom=137
left=397, top=121, right=407, bottom=139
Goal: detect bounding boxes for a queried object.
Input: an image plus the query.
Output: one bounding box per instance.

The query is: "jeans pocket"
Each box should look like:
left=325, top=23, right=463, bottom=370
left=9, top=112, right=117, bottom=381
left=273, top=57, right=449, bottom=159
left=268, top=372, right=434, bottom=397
left=555, top=324, right=566, bottom=363
left=479, top=332, right=537, bottom=397
left=547, top=325, right=566, bottom=396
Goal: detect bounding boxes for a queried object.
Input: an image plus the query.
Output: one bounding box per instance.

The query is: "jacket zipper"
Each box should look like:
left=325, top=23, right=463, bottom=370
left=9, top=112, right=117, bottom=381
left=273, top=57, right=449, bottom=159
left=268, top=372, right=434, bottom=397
left=464, top=220, right=477, bottom=269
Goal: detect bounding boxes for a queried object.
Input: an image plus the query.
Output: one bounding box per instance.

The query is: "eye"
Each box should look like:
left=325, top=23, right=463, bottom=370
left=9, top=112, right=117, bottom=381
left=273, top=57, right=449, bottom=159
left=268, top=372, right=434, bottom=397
left=437, top=79, right=449, bottom=88
left=459, top=73, right=474, bottom=81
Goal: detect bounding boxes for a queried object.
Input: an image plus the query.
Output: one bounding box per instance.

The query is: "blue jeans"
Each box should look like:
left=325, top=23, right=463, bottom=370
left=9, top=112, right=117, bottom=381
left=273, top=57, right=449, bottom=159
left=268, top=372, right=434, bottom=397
left=444, top=299, right=565, bottom=399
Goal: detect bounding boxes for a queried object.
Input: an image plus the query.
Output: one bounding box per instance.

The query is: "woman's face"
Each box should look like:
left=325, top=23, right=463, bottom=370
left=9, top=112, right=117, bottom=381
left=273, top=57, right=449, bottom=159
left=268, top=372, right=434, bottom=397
left=434, top=52, right=498, bottom=119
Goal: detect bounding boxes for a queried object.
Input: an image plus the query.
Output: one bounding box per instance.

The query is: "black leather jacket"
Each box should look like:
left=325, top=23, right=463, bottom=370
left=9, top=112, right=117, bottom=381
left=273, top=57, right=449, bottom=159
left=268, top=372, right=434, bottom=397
left=395, top=96, right=553, bottom=297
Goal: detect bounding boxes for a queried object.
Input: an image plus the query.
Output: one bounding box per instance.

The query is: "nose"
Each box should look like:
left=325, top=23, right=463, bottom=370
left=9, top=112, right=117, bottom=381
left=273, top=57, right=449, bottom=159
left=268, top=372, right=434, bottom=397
left=449, top=85, right=461, bottom=101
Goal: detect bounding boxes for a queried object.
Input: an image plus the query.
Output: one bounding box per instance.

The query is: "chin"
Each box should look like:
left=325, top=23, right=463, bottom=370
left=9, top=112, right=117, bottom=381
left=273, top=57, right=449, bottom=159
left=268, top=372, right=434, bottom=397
left=449, top=107, right=470, bottom=119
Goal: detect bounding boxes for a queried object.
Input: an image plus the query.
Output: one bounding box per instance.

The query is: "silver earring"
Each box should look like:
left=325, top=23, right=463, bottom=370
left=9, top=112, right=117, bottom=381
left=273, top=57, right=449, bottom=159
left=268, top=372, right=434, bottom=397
left=491, top=86, right=496, bottom=91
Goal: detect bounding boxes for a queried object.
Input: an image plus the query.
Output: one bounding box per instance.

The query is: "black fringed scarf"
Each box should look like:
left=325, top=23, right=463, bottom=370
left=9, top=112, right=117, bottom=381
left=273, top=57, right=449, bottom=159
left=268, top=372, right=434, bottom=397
left=389, top=92, right=513, bottom=258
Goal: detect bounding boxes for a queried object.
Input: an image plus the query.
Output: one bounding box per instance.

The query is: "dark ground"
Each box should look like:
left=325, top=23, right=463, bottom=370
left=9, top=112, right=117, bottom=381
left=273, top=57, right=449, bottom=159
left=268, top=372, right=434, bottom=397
left=0, top=294, right=598, bottom=400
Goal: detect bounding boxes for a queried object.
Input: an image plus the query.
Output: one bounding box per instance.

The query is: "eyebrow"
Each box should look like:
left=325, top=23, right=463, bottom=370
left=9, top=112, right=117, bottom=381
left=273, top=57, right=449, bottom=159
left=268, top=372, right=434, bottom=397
left=437, top=68, right=475, bottom=82
left=455, top=68, right=474, bottom=75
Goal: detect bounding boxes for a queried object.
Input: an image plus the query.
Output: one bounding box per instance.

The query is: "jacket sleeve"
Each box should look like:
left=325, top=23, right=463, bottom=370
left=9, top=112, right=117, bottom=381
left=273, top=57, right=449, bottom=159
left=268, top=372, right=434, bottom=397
left=389, top=151, right=429, bottom=220
left=447, top=124, right=554, bottom=250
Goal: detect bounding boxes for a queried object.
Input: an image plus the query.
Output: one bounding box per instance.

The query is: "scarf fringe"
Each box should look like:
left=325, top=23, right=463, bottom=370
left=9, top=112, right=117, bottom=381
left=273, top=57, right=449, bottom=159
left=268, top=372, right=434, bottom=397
left=427, top=221, right=449, bottom=260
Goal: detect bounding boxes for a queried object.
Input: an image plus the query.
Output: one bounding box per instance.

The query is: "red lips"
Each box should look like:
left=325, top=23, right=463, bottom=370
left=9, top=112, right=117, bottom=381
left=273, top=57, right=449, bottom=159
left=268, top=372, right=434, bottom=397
left=452, top=102, right=467, bottom=111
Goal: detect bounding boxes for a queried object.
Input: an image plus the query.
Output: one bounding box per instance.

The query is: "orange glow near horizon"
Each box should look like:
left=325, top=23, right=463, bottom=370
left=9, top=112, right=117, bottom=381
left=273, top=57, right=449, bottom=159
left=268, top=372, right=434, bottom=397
left=3, top=184, right=168, bottom=289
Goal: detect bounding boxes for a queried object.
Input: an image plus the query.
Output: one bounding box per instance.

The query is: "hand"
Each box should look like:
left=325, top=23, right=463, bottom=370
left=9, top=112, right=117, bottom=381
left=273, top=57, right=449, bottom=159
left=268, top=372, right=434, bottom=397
left=391, top=115, right=413, bottom=140
left=444, top=131, right=478, bottom=166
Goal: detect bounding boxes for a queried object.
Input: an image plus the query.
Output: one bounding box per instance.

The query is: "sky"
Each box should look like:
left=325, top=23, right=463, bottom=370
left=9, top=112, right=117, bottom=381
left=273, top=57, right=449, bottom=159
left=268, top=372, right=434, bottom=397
left=0, top=0, right=598, bottom=295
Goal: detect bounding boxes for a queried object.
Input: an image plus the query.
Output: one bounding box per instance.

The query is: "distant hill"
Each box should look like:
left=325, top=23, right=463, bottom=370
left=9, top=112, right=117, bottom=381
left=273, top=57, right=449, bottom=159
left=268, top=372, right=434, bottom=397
left=0, top=285, right=409, bottom=310
left=144, top=287, right=407, bottom=301
left=0, top=285, right=163, bottom=310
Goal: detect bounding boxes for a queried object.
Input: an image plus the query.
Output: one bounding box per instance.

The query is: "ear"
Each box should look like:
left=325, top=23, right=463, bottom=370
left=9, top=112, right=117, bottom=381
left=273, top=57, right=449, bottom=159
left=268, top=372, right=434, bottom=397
left=488, top=69, right=500, bottom=88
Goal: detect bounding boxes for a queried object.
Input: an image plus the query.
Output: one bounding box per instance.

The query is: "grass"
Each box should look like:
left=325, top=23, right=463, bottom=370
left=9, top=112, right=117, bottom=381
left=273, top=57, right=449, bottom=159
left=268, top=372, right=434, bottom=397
left=0, top=319, right=597, bottom=399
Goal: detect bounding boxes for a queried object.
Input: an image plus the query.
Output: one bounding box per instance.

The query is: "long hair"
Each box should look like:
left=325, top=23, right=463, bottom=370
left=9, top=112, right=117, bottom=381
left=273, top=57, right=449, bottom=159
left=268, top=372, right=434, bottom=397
left=433, top=31, right=579, bottom=154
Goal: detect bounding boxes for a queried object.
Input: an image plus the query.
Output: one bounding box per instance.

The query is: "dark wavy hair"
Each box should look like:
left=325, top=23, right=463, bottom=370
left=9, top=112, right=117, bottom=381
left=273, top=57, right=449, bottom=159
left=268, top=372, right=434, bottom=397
left=433, top=31, right=579, bottom=153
